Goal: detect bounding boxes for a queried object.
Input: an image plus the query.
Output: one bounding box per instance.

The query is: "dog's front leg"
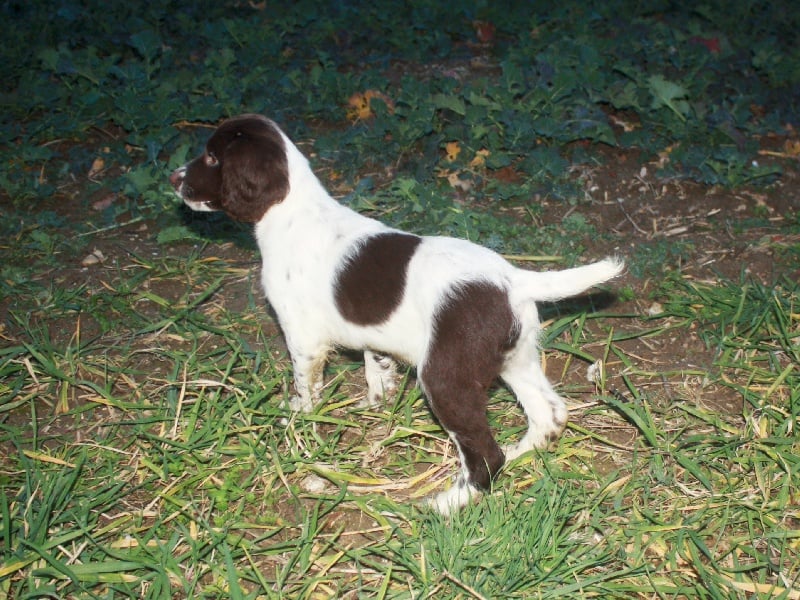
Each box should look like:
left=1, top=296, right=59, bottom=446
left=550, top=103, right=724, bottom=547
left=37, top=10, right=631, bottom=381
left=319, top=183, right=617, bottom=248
left=287, top=347, right=328, bottom=413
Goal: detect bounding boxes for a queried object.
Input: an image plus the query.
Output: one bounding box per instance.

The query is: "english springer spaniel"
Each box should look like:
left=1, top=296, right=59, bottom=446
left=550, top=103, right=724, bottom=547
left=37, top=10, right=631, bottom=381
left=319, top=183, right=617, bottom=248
left=170, top=114, right=623, bottom=513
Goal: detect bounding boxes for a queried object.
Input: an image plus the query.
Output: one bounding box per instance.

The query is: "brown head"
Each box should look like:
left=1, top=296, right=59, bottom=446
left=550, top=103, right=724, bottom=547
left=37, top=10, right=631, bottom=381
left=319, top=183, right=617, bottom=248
left=169, top=114, right=290, bottom=223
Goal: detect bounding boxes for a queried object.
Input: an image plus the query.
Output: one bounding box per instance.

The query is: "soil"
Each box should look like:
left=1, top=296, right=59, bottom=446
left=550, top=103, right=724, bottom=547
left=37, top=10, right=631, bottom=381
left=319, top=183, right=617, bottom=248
left=576, top=141, right=800, bottom=284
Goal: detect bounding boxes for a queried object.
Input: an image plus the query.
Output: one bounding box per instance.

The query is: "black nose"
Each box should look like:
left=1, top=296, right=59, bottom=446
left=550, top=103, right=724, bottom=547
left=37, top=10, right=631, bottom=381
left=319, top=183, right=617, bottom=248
left=169, top=168, right=185, bottom=190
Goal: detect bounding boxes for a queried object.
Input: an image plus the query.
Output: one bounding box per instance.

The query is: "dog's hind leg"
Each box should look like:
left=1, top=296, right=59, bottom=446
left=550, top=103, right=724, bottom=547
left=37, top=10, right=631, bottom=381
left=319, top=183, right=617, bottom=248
left=419, top=281, right=516, bottom=513
left=421, top=380, right=505, bottom=514
left=500, top=337, right=568, bottom=461
left=363, top=350, right=398, bottom=407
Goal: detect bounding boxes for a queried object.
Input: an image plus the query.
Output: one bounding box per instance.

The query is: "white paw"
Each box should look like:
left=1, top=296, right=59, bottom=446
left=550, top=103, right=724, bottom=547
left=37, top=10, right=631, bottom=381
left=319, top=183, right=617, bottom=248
left=363, top=380, right=398, bottom=408
left=552, top=400, right=568, bottom=430
left=364, top=352, right=399, bottom=408
left=425, top=478, right=479, bottom=514
left=503, top=440, right=531, bottom=463
left=504, top=417, right=567, bottom=462
left=289, top=394, right=314, bottom=413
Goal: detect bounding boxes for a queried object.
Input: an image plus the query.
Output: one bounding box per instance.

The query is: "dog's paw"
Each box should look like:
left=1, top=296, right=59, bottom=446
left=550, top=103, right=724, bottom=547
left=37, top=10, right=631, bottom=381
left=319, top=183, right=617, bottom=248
left=551, top=398, right=568, bottom=431
left=503, top=418, right=567, bottom=462
left=502, top=440, right=529, bottom=463
left=425, top=477, right=479, bottom=515
left=289, top=394, right=314, bottom=413
left=279, top=395, right=314, bottom=426
left=362, top=379, right=398, bottom=408
left=364, top=351, right=398, bottom=408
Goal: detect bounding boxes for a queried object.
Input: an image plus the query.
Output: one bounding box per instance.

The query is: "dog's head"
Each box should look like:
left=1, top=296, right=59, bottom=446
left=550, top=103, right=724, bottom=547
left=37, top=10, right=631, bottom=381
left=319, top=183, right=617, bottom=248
left=169, top=114, right=289, bottom=223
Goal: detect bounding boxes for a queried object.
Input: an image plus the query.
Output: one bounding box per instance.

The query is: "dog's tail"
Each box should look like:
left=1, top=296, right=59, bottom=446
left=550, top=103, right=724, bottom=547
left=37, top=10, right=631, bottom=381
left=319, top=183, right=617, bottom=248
left=511, top=257, right=625, bottom=303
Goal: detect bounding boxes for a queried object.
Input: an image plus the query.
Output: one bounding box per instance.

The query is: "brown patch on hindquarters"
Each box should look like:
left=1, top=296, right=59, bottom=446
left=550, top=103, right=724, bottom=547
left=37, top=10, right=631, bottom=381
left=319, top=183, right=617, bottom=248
left=334, top=232, right=421, bottom=325
left=420, top=281, right=521, bottom=490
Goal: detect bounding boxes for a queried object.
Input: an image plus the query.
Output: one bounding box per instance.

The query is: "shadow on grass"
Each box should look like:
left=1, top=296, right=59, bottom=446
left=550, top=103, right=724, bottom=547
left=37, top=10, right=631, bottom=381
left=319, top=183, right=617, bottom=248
left=539, top=289, right=620, bottom=322
left=175, top=202, right=259, bottom=252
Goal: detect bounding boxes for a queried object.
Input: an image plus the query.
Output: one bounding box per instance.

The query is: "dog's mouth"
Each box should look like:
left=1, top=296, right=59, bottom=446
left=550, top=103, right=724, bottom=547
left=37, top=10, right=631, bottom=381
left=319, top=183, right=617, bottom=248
left=172, top=180, right=200, bottom=204
left=179, top=184, right=195, bottom=200
left=182, top=193, right=218, bottom=213
left=170, top=167, right=218, bottom=212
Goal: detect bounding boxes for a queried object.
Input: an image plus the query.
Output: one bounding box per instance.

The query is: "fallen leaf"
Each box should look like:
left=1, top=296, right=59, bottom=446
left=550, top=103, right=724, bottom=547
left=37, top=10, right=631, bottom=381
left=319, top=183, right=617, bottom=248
left=474, top=20, right=496, bottom=44
left=438, top=168, right=472, bottom=192
left=92, top=193, right=116, bottom=211
left=656, top=143, right=678, bottom=168
left=608, top=113, right=638, bottom=132
left=82, top=249, right=106, bottom=266
left=90, top=150, right=109, bottom=177
left=445, top=141, right=461, bottom=162
left=493, top=165, right=522, bottom=183
left=446, top=171, right=471, bottom=192
left=784, top=139, right=800, bottom=157
left=469, top=148, right=490, bottom=168
left=346, top=90, right=394, bottom=122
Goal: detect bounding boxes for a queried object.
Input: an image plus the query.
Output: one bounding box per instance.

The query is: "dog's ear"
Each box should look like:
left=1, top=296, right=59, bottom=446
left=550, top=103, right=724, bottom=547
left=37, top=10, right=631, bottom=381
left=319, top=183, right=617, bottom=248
left=219, top=131, right=289, bottom=223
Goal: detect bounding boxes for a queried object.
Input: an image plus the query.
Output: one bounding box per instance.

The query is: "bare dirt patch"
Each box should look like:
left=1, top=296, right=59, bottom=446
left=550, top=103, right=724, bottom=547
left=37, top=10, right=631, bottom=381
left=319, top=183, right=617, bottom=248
left=566, top=142, right=799, bottom=284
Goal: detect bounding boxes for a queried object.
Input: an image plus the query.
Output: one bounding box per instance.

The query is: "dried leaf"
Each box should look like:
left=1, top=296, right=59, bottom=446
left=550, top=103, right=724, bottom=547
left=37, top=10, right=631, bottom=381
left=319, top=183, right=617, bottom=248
left=446, top=171, right=471, bottom=192
left=444, top=141, right=461, bottom=162
left=783, top=139, right=800, bottom=157
left=346, top=90, right=394, bottom=122
left=469, top=148, right=490, bottom=168
left=92, top=193, right=116, bottom=211
left=89, top=156, right=105, bottom=179
left=82, top=248, right=106, bottom=266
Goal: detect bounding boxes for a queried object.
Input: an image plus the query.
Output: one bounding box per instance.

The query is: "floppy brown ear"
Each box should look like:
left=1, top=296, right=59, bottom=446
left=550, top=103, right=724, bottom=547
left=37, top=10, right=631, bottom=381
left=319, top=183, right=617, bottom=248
left=220, top=134, right=290, bottom=222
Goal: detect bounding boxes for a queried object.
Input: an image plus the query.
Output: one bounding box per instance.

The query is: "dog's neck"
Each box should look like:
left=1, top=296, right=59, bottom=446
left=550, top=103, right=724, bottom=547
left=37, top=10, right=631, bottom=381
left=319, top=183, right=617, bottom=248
left=253, top=136, right=385, bottom=265
left=281, top=135, right=334, bottom=209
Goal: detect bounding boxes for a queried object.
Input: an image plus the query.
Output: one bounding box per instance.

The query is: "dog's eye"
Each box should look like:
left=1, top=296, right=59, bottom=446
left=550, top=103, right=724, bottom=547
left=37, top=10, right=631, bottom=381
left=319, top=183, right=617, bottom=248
left=204, top=152, right=219, bottom=167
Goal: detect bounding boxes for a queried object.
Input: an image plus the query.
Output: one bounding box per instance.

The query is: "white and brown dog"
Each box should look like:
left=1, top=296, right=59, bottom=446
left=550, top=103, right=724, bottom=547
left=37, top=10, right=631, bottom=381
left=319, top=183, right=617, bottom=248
left=170, top=114, right=623, bottom=512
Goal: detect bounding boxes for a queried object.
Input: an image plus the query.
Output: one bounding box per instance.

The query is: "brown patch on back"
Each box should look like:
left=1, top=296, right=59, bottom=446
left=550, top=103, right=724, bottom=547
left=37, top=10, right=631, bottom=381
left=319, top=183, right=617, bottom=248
left=334, top=232, right=421, bottom=325
left=420, top=281, right=520, bottom=490
left=182, top=114, right=289, bottom=222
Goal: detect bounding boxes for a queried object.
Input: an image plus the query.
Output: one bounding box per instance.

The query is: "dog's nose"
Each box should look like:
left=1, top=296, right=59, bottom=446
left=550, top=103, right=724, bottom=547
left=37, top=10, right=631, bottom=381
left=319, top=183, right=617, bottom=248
left=169, top=167, right=186, bottom=190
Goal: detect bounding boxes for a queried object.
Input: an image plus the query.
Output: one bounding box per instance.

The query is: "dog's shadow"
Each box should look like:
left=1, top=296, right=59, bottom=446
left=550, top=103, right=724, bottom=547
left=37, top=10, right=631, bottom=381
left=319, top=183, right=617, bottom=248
left=176, top=204, right=258, bottom=252
left=538, top=289, right=619, bottom=322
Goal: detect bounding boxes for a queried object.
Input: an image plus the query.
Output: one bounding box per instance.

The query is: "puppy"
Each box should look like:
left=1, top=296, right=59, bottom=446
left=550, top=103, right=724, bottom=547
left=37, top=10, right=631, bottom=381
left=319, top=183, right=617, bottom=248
left=170, top=114, right=623, bottom=512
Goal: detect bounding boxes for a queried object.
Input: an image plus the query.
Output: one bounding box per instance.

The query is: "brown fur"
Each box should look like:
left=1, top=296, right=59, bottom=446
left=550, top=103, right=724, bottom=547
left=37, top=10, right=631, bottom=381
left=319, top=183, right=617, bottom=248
left=420, top=282, right=521, bottom=490
left=334, top=233, right=422, bottom=325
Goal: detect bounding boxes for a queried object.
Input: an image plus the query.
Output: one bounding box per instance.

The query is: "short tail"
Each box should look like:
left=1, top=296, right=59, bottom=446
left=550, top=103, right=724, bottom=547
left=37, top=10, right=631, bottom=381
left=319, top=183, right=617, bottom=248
left=511, top=257, right=625, bottom=303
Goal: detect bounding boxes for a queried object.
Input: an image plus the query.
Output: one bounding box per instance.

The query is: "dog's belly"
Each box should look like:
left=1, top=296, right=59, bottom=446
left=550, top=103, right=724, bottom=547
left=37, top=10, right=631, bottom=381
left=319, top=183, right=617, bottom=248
left=333, top=309, right=431, bottom=366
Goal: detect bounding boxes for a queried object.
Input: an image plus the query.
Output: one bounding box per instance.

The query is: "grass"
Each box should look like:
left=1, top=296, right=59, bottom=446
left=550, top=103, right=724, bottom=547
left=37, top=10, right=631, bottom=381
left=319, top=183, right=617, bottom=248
left=2, top=0, right=800, bottom=597
left=2, top=250, right=798, bottom=598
